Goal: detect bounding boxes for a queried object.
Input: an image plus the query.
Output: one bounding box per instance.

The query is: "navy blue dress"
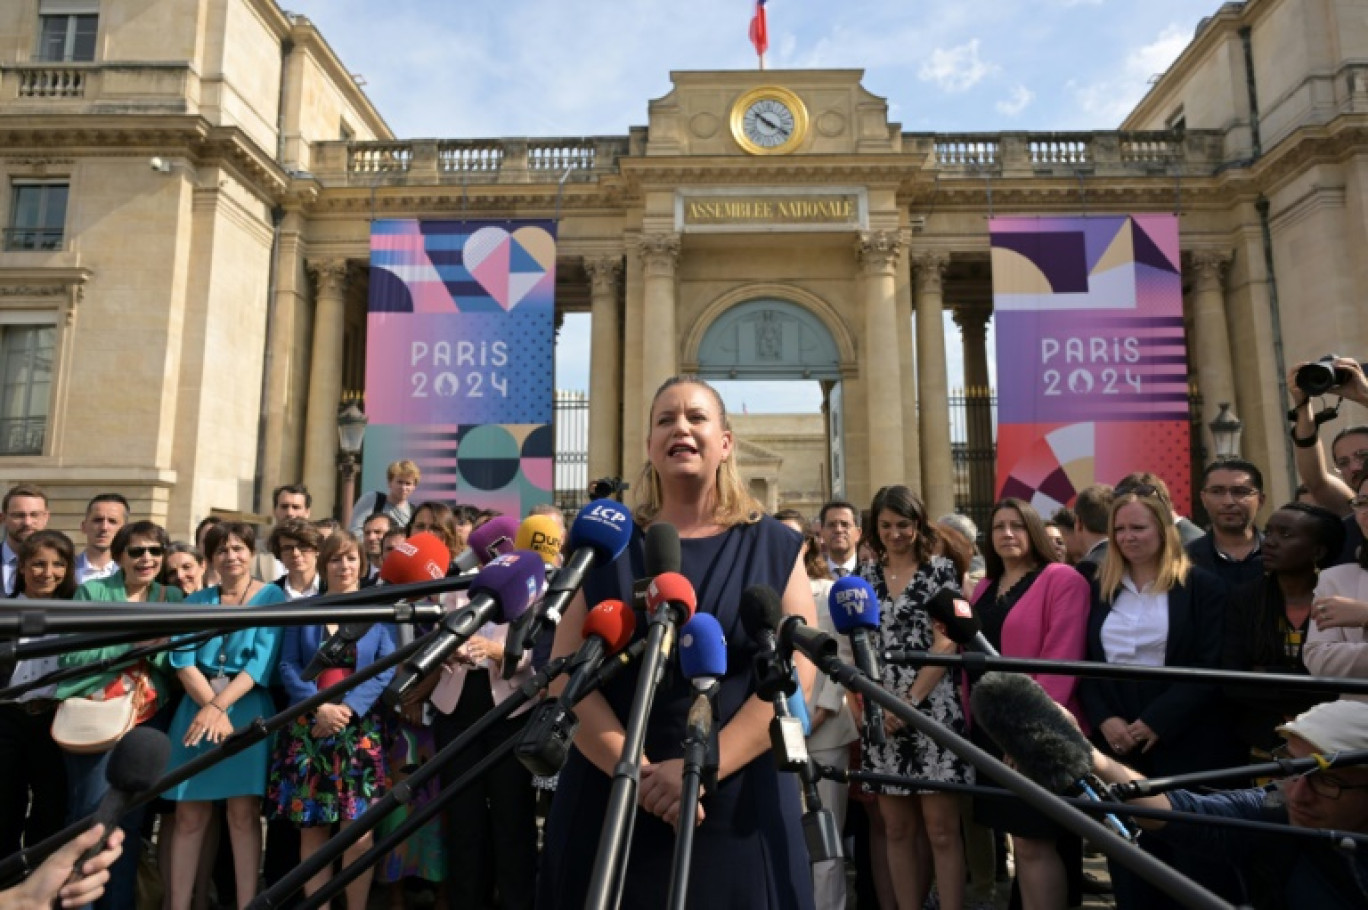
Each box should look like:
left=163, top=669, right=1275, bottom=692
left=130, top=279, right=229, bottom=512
left=537, top=516, right=814, bottom=910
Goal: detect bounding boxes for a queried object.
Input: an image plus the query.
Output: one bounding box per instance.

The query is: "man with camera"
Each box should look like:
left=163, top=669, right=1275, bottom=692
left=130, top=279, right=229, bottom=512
left=1287, top=355, right=1368, bottom=564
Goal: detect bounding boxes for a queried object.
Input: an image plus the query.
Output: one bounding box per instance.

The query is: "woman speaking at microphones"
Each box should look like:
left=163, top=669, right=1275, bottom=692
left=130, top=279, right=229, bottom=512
left=538, top=376, right=818, bottom=909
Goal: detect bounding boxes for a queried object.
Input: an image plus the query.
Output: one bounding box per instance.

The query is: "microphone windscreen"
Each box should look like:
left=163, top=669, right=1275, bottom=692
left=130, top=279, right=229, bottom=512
left=644, top=522, right=681, bottom=576
left=582, top=599, right=636, bottom=654
left=970, top=672, right=1092, bottom=793
left=468, top=550, right=549, bottom=623
left=380, top=532, right=451, bottom=584
left=923, top=588, right=983, bottom=646
left=645, top=571, right=697, bottom=620
left=467, top=515, right=519, bottom=566
left=739, top=584, right=784, bottom=641
left=106, top=727, right=171, bottom=792
left=679, top=612, right=727, bottom=680
left=828, top=575, right=881, bottom=633
left=567, top=500, right=633, bottom=563
left=515, top=514, right=564, bottom=565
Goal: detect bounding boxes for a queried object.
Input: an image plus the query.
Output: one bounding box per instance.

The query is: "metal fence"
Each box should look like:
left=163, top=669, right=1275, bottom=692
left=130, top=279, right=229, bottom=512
left=948, top=387, right=998, bottom=534
left=554, top=390, right=590, bottom=513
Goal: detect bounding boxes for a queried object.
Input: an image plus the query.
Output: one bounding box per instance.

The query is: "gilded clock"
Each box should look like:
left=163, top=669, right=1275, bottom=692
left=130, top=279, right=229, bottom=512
left=730, top=86, right=809, bottom=156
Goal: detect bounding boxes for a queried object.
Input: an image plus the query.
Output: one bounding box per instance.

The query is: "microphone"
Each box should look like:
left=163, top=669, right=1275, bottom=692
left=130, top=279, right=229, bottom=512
left=827, top=576, right=886, bottom=746
left=515, top=599, right=637, bottom=776
left=382, top=550, right=547, bottom=709
left=451, top=515, right=519, bottom=574
left=644, top=571, right=696, bottom=630
left=515, top=512, right=564, bottom=565
left=78, top=727, right=172, bottom=865
left=501, top=501, right=632, bottom=679
left=680, top=611, right=726, bottom=768
left=634, top=521, right=682, bottom=610
left=924, top=588, right=1000, bottom=656
left=301, top=533, right=453, bottom=682
left=971, top=672, right=1136, bottom=840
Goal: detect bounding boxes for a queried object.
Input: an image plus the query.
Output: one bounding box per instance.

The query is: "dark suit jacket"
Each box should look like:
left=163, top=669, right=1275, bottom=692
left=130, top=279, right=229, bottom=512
left=1079, top=565, right=1238, bottom=775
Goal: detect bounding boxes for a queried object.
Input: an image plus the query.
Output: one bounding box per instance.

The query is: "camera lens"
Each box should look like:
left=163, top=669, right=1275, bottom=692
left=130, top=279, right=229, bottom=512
left=1295, top=361, right=1338, bottom=396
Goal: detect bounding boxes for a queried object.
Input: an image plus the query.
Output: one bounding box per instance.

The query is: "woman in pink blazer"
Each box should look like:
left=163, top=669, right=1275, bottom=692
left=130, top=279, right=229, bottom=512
left=966, top=498, right=1090, bottom=910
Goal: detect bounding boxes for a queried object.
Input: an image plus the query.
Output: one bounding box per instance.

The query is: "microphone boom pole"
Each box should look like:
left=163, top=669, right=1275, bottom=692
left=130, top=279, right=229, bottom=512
left=786, top=621, right=1237, bottom=910
left=0, top=628, right=221, bottom=701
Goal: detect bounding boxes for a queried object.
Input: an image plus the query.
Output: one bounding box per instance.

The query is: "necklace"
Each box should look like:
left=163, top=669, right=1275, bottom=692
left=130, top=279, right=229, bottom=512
left=883, top=561, right=918, bottom=593
left=221, top=580, right=253, bottom=605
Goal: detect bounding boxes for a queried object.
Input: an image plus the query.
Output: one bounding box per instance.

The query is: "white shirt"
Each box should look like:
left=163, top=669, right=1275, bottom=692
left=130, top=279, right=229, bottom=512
left=75, top=552, right=120, bottom=586
left=282, top=575, right=320, bottom=600
left=6, top=595, right=61, bottom=701
left=1100, top=574, right=1170, bottom=668
left=1, top=540, right=17, bottom=596
left=825, top=555, right=857, bottom=579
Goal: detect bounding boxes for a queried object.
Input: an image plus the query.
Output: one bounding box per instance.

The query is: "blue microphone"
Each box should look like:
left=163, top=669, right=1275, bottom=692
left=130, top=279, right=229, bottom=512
left=680, top=612, right=727, bottom=684
left=679, top=611, right=725, bottom=797
left=501, top=498, right=634, bottom=678
left=828, top=575, right=886, bottom=745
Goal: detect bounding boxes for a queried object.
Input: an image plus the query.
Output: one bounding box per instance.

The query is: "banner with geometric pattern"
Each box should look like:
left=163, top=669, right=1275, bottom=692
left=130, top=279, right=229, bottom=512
left=990, top=215, right=1191, bottom=516
left=362, top=219, right=556, bottom=517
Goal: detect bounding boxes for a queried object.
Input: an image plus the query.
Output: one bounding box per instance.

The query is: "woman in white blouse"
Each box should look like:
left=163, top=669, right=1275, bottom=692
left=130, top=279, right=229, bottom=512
left=1305, top=472, right=1368, bottom=686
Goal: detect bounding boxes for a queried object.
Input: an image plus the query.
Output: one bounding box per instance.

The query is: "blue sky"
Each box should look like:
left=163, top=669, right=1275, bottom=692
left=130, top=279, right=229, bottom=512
left=284, top=0, right=1203, bottom=412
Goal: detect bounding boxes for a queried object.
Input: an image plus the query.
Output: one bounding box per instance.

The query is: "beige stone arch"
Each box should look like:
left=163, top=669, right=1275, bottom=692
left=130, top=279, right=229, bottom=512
left=680, top=282, right=858, bottom=378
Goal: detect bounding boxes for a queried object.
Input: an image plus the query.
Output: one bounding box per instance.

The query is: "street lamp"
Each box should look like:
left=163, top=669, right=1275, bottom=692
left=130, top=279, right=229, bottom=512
left=1209, top=401, right=1243, bottom=460
left=336, top=399, right=368, bottom=526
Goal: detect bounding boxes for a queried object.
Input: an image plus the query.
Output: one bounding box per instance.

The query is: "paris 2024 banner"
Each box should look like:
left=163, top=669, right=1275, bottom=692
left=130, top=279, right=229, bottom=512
left=363, top=220, right=556, bottom=517
left=990, top=215, right=1192, bottom=514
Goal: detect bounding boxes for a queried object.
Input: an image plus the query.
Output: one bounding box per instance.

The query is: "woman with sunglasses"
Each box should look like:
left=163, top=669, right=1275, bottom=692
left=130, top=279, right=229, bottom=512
left=1304, top=472, right=1368, bottom=679
left=1079, top=488, right=1237, bottom=909
left=56, top=521, right=184, bottom=910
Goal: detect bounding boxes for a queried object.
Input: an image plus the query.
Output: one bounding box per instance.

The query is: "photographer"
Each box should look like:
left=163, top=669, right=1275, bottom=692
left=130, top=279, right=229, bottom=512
left=1287, top=356, right=1368, bottom=563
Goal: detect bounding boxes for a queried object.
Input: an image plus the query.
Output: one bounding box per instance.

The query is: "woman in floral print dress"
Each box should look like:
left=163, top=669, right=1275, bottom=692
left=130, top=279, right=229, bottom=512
left=268, top=531, right=395, bottom=909
left=858, top=485, right=972, bottom=910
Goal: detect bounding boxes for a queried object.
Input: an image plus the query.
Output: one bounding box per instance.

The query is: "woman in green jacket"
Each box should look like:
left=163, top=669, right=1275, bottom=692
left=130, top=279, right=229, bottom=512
left=56, top=519, right=182, bottom=910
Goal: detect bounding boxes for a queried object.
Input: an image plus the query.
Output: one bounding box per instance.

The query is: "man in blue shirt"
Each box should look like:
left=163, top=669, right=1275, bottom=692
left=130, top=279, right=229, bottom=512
left=1094, top=699, right=1368, bottom=909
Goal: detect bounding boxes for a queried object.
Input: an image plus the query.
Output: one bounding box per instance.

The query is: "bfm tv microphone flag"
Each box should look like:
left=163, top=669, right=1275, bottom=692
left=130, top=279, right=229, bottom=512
left=749, top=0, right=769, bottom=57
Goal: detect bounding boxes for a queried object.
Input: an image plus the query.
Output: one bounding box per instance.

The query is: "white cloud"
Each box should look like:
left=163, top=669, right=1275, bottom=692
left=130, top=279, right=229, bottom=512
left=996, top=84, right=1034, bottom=116
left=1068, top=22, right=1189, bottom=125
left=919, top=39, right=996, bottom=92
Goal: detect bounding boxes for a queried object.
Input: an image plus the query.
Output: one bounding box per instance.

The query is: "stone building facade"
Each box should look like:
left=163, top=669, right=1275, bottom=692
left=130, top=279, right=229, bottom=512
left=0, top=0, right=1363, bottom=537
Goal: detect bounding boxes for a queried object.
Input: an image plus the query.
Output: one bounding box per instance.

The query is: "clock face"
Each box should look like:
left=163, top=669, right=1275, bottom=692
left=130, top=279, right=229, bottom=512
left=730, top=87, right=809, bottom=155
left=743, top=99, right=797, bottom=150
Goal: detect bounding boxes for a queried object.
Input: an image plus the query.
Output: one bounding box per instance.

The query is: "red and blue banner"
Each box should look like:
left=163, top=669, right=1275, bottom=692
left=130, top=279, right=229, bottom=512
left=363, top=219, right=556, bottom=516
left=990, top=215, right=1191, bottom=514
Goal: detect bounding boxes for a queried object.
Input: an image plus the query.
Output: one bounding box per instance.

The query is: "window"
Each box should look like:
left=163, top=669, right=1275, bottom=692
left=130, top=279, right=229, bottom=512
left=6, top=182, right=68, bottom=252
left=0, top=323, right=56, bottom=455
left=36, top=1, right=98, bottom=63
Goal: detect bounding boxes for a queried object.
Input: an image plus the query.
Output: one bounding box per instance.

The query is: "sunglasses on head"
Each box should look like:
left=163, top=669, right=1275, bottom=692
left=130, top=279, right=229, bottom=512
left=126, top=545, right=164, bottom=559
left=1118, top=483, right=1160, bottom=499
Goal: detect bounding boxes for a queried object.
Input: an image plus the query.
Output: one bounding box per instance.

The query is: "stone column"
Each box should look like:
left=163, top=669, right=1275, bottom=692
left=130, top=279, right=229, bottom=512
left=914, top=250, right=955, bottom=519
left=953, top=304, right=995, bottom=519
left=1188, top=250, right=1238, bottom=459
left=637, top=233, right=681, bottom=405
left=302, top=259, right=349, bottom=518
left=586, top=256, right=624, bottom=483
left=857, top=230, right=907, bottom=490
left=260, top=211, right=305, bottom=512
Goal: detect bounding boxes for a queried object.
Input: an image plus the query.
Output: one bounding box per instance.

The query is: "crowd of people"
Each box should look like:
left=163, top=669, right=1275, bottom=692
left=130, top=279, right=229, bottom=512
left=1, top=361, right=1367, bottom=910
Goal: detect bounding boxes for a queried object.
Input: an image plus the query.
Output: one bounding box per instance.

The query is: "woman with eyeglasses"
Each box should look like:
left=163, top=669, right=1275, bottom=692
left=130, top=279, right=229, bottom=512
left=162, top=522, right=287, bottom=910
left=1079, top=488, right=1238, bottom=910
left=1223, top=502, right=1346, bottom=758
left=268, top=531, right=393, bottom=910
left=1304, top=473, right=1368, bottom=680
left=56, top=521, right=184, bottom=910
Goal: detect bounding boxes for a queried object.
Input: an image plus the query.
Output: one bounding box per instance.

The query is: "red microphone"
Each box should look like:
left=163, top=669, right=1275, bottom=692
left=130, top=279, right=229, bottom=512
left=560, top=599, right=638, bottom=705
left=645, top=571, right=697, bottom=627
left=380, top=532, right=450, bottom=584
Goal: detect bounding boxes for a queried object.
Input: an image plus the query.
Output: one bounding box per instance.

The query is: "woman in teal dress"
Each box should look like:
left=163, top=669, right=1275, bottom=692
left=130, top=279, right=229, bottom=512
left=162, top=522, right=286, bottom=910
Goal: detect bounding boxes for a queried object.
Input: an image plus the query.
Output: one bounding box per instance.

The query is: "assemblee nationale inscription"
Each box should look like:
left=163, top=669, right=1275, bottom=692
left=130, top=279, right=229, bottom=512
left=684, top=195, right=858, bottom=226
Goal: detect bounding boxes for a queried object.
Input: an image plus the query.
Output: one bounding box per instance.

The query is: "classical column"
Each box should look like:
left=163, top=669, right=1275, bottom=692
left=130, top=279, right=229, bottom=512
left=586, top=256, right=624, bottom=483
left=1188, top=250, right=1238, bottom=460
left=259, top=211, right=305, bottom=512
left=914, top=250, right=955, bottom=519
left=637, top=233, right=681, bottom=404
left=301, top=259, right=349, bottom=519
left=953, top=305, right=995, bottom=519
left=857, top=230, right=907, bottom=490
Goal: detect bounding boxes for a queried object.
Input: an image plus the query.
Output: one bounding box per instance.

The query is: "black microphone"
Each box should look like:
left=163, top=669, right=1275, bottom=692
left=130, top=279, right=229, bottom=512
left=739, top=584, right=797, bottom=702
left=827, top=575, right=886, bottom=745
left=924, top=588, right=1000, bottom=656
left=970, top=672, right=1135, bottom=840
left=633, top=521, right=682, bottom=611
left=302, top=622, right=373, bottom=682
left=79, top=727, right=172, bottom=865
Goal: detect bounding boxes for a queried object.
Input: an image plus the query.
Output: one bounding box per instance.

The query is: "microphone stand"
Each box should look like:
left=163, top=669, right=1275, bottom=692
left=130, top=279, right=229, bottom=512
left=665, top=681, right=719, bottom=910
left=584, top=601, right=689, bottom=910
left=0, top=629, right=221, bottom=701
left=281, top=640, right=649, bottom=910
left=883, top=650, right=1368, bottom=697
left=0, top=628, right=437, bottom=886
left=784, top=621, right=1239, bottom=910
left=1109, top=749, right=1368, bottom=798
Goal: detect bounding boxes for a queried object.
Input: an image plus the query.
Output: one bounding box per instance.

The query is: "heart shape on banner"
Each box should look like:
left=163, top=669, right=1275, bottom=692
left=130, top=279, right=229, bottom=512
left=464, top=226, right=555, bottom=311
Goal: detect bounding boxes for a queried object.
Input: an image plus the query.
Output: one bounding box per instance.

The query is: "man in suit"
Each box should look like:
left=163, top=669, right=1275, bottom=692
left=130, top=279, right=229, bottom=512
left=2, top=483, right=49, bottom=596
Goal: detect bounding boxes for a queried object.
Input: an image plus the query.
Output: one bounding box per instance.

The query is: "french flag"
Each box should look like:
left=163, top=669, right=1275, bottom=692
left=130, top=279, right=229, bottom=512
left=749, top=0, right=769, bottom=59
